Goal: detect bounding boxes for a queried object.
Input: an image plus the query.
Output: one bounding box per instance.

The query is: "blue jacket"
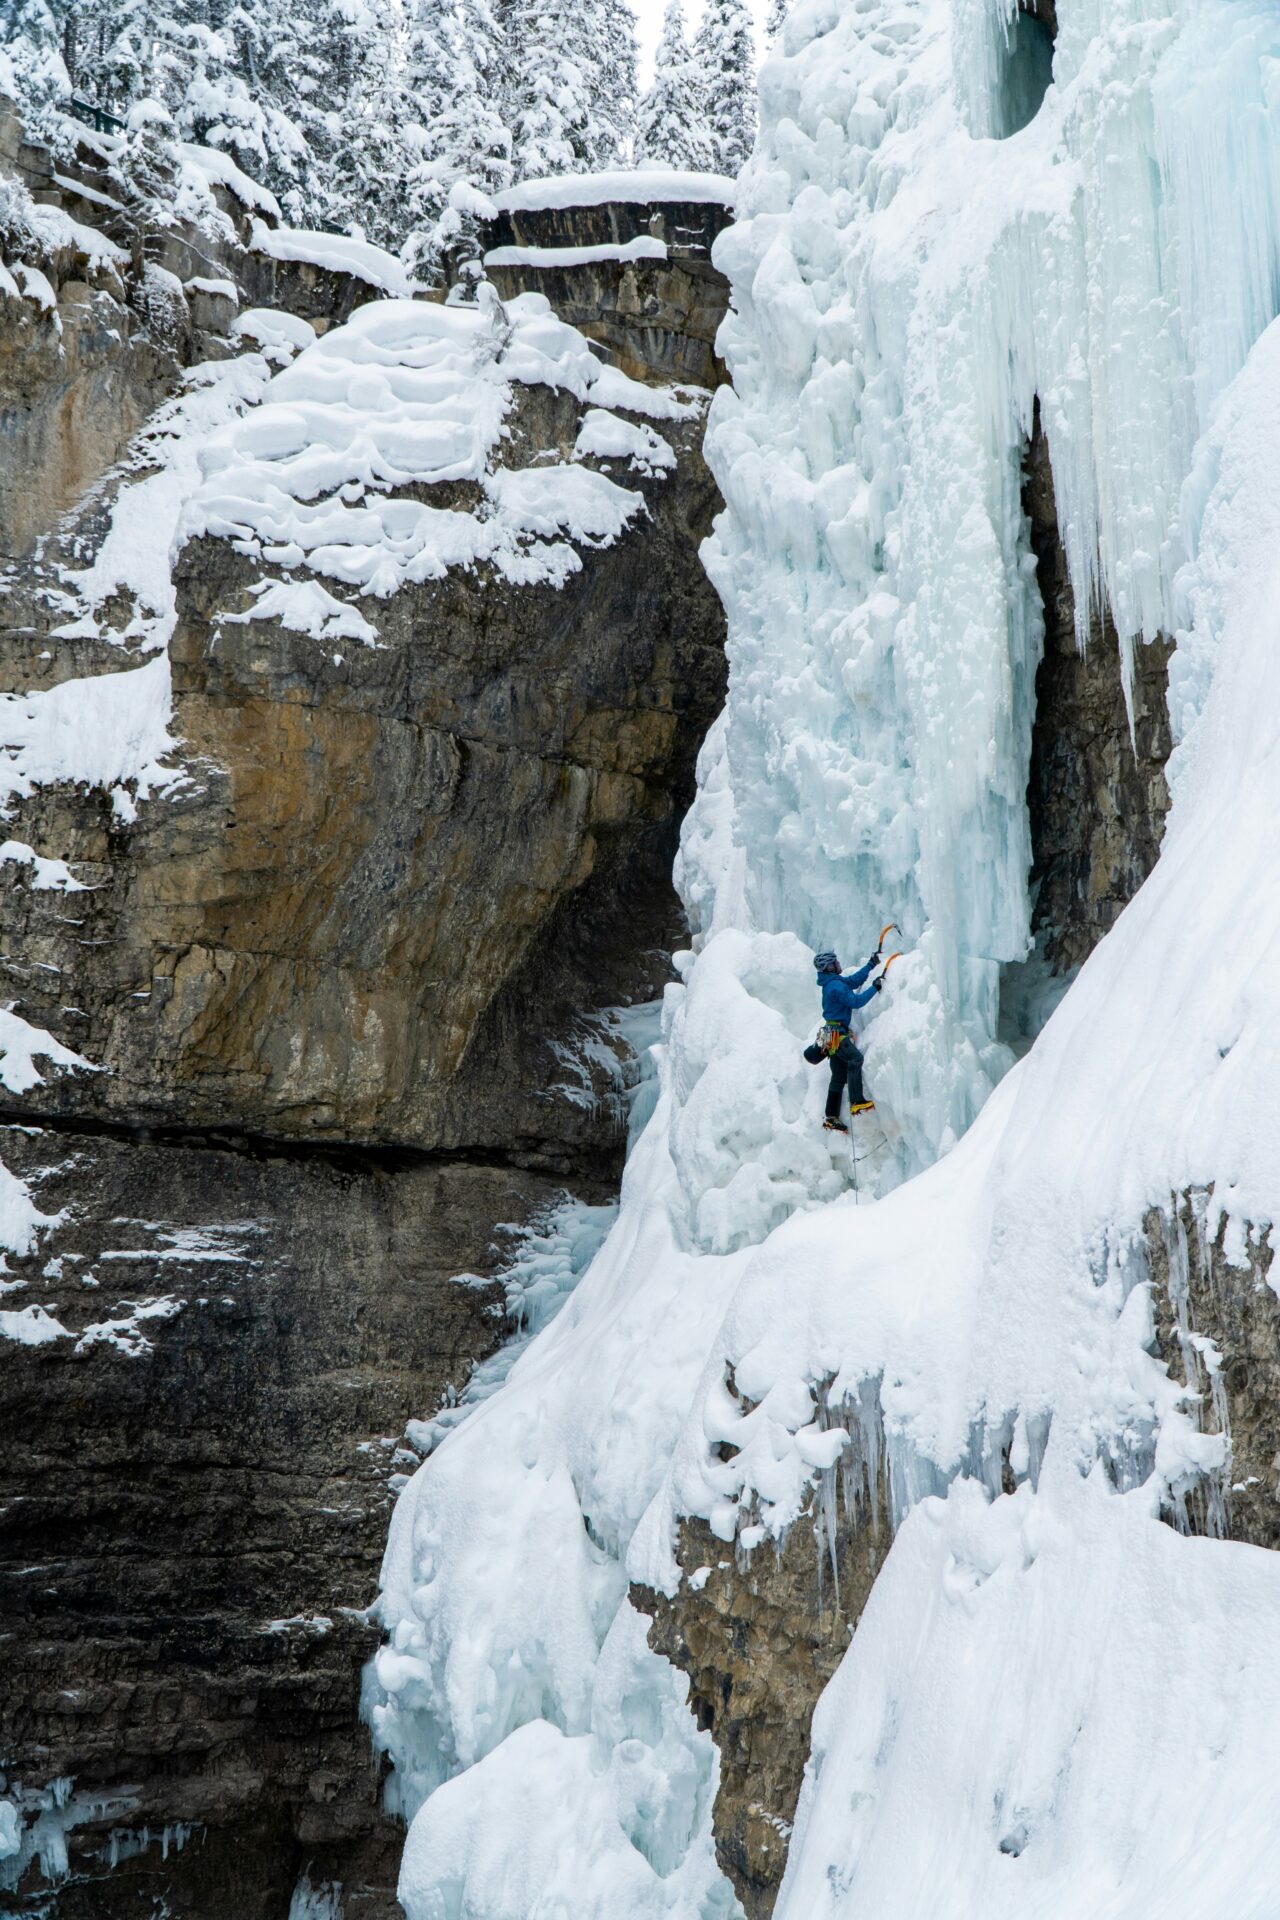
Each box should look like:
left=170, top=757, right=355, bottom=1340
left=819, top=960, right=878, bottom=1026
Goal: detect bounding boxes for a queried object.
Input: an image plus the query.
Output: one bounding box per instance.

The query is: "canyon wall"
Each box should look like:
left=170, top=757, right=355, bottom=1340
left=0, top=124, right=730, bottom=1917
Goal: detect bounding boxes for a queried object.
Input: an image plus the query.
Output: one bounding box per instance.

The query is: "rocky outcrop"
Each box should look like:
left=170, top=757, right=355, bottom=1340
left=1148, top=1197, right=1280, bottom=1550
left=482, top=194, right=733, bottom=390
left=1021, top=414, right=1172, bottom=975
left=0, top=96, right=392, bottom=561
left=3, top=383, right=724, bottom=1161
left=635, top=1388, right=891, bottom=1920
left=0, top=103, right=184, bottom=558
left=0, top=163, right=729, bottom=1915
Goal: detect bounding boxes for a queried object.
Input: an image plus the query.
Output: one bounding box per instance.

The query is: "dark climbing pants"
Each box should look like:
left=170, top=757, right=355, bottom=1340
left=826, top=1035, right=865, bottom=1118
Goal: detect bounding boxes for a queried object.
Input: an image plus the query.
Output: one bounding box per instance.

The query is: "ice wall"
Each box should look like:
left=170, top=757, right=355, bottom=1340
left=688, top=0, right=1280, bottom=1185
left=371, top=3, right=1280, bottom=1915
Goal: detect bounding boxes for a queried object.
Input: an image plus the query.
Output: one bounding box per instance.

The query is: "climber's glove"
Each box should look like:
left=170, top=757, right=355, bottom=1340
left=874, top=976, right=884, bottom=993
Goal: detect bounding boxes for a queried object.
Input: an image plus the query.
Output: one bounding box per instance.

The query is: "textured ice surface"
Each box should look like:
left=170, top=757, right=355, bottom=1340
left=688, top=0, right=1280, bottom=1190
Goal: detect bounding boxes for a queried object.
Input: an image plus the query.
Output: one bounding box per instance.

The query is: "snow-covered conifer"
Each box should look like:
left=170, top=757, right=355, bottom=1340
left=402, top=0, right=511, bottom=282
left=765, top=0, right=790, bottom=42
left=0, top=0, right=72, bottom=129
left=633, top=0, right=714, bottom=172
left=508, top=0, right=593, bottom=180
left=317, top=0, right=418, bottom=244
left=587, top=0, right=637, bottom=167
left=694, top=0, right=755, bottom=175
left=507, top=0, right=634, bottom=179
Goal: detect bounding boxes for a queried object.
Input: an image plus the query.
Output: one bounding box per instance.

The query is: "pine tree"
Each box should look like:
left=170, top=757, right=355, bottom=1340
left=0, top=0, right=73, bottom=130
left=587, top=0, right=636, bottom=168
left=766, top=0, right=789, bottom=43
left=508, top=0, right=593, bottom=180
left=506, top=0, right=637, bottom=181
left=214, top=0, right=327, bottom=221
left=401, top=0, right=511, bottom=281
left=694, top=0, right=755, bottom=176
left=3, top=0, right=646, bottom=248
left=317, top=0, right=415, bottom=243
left=1, top=0, right=335, bottom=221
left=163, top=10, right=309, bottom=218
left=633, top=0, right=714, bottom=172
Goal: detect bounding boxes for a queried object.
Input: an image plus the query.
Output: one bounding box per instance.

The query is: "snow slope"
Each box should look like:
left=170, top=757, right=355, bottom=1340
left=371, top=2, right=1280, bottom=1916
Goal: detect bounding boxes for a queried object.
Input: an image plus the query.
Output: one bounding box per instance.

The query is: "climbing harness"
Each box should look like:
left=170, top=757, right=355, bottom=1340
left=806, top=1020, right=851, bottom=1062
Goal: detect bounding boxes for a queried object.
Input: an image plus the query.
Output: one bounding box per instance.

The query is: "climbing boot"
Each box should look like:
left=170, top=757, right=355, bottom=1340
left=822, top=1117, right=849, bottom=1134
left=849, top=1100, right=875, bottom=1117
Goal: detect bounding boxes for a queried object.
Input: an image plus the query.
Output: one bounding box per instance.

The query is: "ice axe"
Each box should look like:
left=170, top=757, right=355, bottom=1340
left=875, top=922, right=903, bottom=984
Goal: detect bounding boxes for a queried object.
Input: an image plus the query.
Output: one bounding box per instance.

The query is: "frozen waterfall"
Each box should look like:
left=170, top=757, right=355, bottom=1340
left=369, top=2, right=1280, bottom=1915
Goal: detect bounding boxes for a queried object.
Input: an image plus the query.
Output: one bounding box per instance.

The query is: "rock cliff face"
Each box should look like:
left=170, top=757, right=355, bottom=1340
left=0, top=141, right=728, bottom=1918
left=5, top=384, right=723, bottom=1162
left=0, top=96, right=387, bottom=560
left=482, top=195, right=732, bottom=390
left=0, top=1128, right=573, bottom=1920
left=637, top=1394, right=891, bottom=1920
left=1149, top=1198, right=1280, bottom=1551
left=0, top=101, right=182, bottom=558
left=1021, top=416, right=1172, bottom=976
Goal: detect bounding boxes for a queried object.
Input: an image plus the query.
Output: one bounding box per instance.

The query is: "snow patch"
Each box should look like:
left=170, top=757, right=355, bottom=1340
left=0, top=1304, right=69, bottom=1347
left=484, top=236, right=669, bottom=269
left=249, top=218, right=424, bottom=299
left=74, top=1296, right=184, bottom=1358
left=493, top=168, right=735, bottom=213
left=574, top=410, right=677, bottom=475
left=0, top=1008, right=100, bottom=1095
left=0, top=841, right=87, bottom=891
left=222, top=578, right=379, bottom=646
left=232, top=307, right=317, bottom=366
left=0, top=657, right=180, bottom=813
left=27, top=202, right=127, bottom=271
left=177, top=141, right=282, bottom=221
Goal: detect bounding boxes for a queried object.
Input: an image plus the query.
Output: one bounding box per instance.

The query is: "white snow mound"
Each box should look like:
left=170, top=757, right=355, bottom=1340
left=185, top=290, right=698, bottom=601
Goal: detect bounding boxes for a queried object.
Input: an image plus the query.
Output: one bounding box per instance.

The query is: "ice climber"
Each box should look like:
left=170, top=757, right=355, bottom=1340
left=806, top=949, right=882, bottom=1133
